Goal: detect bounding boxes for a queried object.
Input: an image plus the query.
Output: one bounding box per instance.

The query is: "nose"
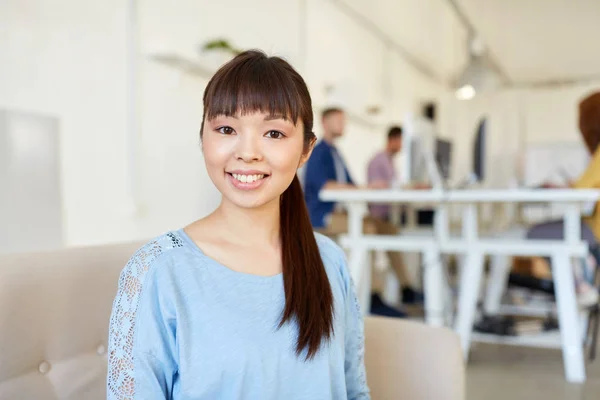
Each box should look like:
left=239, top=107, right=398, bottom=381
left=235, top=133, right=262, bottom=163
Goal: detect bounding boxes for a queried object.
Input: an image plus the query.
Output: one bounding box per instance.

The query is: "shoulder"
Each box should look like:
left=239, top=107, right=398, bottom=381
left=314, top=232, right=344, bottom=262
left=126, top=231, right=185, bottom=269
left=311, top=141, right=331, bottom=158
left=117, top=231, right=187, bottom=289
left=314, top=140, right=327, bottom=150
left=371, top=151, right=390, bottom=166
left=368, top=151, right=383, bottom=166
left=313, top=232, right=352, bottom=289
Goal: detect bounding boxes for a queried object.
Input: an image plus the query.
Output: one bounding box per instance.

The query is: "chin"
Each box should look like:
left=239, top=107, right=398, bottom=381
left=231, top=198, right=267, bottom=209
left=223, top=191, right=277, bottom=210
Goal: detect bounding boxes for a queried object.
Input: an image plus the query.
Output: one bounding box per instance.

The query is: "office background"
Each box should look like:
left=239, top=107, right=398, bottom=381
left=3, top=0, right=598, bottom=252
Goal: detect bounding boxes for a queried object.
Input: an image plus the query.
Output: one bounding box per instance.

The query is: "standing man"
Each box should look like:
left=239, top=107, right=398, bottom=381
left=367, top=126, right=424, bottom=303
left=367, top=126, right=403, bottom=219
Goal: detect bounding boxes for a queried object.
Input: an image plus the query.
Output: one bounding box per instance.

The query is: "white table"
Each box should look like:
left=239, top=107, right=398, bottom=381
left=320, top=188, right=600, bottom=383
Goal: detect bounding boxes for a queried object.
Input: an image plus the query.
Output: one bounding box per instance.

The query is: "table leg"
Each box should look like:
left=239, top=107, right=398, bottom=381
left=483, top=255, right=511, bottom=315
left=348, top=245, right=370, bottom=316
left=454, top=250, right=485, bottom=360
left=424, top=247, right=445, bottom=327
left=345, top=203, right=369, bottom=314
left=552, top=250, right=586, bottom=383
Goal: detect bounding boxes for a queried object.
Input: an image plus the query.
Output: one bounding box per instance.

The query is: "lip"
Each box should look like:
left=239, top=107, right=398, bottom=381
left=226, top=171, right=270, bottom=191
left=227, top=169, right=269, bottom=175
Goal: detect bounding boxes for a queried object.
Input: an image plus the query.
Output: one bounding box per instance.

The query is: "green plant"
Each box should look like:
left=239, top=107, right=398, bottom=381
left=201, top=39, right=242, bottom=55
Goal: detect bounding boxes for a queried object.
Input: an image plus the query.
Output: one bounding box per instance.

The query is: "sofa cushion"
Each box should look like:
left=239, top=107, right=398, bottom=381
left=0, top=241, right=144, bottom=399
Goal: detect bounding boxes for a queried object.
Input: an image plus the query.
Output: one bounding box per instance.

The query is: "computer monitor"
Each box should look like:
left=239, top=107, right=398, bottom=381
left=402, top=117, right=443, bottom=189
left=435, top=139, right=452, bottom=180
left=403, top=114, right=436, bottom=184
left=408, top=137, right=427, bottom=182
left=473, top=117, right=487, bottom=181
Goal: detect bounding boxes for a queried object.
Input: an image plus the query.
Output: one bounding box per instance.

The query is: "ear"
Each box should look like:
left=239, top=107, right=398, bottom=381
left=298, top=136, right=317, bottom=169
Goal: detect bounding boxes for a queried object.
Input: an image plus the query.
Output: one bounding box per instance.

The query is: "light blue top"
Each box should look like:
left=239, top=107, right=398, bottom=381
left=107, top=229, right=370, bottom=400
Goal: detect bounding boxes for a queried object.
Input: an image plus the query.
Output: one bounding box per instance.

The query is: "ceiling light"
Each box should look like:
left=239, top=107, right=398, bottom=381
left=455, top=84, right=476, bottom=100
left=454, top=37, right=503, bottom=100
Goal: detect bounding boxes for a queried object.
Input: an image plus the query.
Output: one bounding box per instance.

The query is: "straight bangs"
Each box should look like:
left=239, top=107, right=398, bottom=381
left=202, top=52, right=310, bottom=129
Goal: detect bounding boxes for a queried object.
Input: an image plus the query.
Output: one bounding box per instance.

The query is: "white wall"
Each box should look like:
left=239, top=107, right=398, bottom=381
left=306, top=1, right=446, bottom=184
left=521, top=83, right=600, bottom=145
left=0, top=0, right=133, bottom=247
left=1, top=0, right=447, bottom=248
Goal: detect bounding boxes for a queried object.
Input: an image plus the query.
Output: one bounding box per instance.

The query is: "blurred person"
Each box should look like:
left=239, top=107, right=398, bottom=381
left=107, top=51, right=369, bottom=400
left=303, top=111, right=420, bottom=316
left=366, top=126, right=424, bottom=304
left=367, top=125, right=403, bottom=219
left=528, top=91, right=600, bottom=306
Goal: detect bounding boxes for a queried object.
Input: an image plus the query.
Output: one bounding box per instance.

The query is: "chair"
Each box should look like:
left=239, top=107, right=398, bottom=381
left=364, top=316, right=465, bottom=400
left=0, top=241, right=143, bottom=400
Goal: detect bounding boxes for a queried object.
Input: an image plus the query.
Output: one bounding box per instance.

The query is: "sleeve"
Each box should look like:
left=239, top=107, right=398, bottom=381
left=367, top=157, right=388, bottom=185
left=366, top=159, right=377, bottom=184
left=345, top=166, right=355, bottom=186
left=338, top=251, right=370, bottom=399
left=305, top=147, right=336, bottom=193
left=573, top=147, right=600, bottom=189
left=107, top=249, right=177, bottom=400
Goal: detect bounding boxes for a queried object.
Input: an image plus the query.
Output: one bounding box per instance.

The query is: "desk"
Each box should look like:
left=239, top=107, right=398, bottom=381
left=320, top=188, right=600, bottom=383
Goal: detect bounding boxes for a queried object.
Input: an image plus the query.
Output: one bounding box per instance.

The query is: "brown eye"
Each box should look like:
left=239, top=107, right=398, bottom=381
left=217, top=126, right=235, bottom=135
left=265, top=130, right=284, bottom=139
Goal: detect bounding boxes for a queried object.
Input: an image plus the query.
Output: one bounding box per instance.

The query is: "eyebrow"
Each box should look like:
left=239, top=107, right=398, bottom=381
left=264, top=114, right=291, bottom=122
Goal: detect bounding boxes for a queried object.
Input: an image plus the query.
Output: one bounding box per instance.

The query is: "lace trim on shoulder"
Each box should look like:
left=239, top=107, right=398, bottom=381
left=348, top=271, right=367, bottom=391
left=107, top=232, right=183, bottom=399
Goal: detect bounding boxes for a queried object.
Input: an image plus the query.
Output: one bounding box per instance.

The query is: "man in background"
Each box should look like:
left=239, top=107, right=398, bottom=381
left=367, top=126, right=424, bottom=304
left=367, top=126, right=403, bottom=220
left=304, top=110, right=417, bottom=316
left=304, top=108, right=356, bottom=231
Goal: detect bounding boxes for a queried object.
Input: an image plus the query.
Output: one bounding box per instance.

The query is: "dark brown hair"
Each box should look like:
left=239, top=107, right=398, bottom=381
left=579, top=91, right=600, bottom=154
left=387, top=125, right=403, bottom=140
left=200, top=50, right=334, bottom=359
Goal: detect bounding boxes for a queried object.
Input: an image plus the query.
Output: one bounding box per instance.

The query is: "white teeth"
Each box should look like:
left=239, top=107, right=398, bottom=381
left=232, top=173, right=265, bottom=183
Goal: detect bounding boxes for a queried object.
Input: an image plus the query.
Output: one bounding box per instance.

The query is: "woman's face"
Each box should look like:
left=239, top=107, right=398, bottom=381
left=202, top=111, right=312, bottom=210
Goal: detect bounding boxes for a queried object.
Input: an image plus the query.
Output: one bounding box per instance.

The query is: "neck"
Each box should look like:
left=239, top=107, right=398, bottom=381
left=213, top=198, right=281, bottom=247
left=323, top=132, right=335, bottom=144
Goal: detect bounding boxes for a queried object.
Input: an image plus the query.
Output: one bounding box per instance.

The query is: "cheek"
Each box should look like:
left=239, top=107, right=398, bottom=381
left=268, top=144, right=303, bottom=176
left=202, top=137, right=232, bottom=173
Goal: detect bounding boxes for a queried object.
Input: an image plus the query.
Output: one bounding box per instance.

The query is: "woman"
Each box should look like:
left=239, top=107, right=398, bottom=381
left=106, top=50, right=369, bottom=400
left=527, top=91, right=600, bottom=304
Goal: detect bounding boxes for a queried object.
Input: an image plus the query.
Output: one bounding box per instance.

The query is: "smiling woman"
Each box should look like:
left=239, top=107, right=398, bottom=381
left=106, top=50, right=370, bottom=400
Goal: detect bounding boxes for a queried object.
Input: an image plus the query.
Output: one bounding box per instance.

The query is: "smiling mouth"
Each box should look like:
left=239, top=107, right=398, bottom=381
left=226, top=172, right=269, bottom=184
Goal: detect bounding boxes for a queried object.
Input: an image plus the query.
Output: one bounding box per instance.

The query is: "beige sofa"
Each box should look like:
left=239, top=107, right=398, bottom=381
left=0, top=242, right=464, bottom=400
left=0, top=241, right=143, bottom=400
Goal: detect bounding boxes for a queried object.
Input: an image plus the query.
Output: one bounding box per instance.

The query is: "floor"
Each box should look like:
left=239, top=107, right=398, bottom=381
left=466, top=342, right=600, bottom=400
left=399, top=301, right=600, bottom=399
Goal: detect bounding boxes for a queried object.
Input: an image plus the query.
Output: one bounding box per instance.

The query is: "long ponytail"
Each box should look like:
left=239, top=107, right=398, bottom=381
left=279, top=174, right=334, bottom=360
